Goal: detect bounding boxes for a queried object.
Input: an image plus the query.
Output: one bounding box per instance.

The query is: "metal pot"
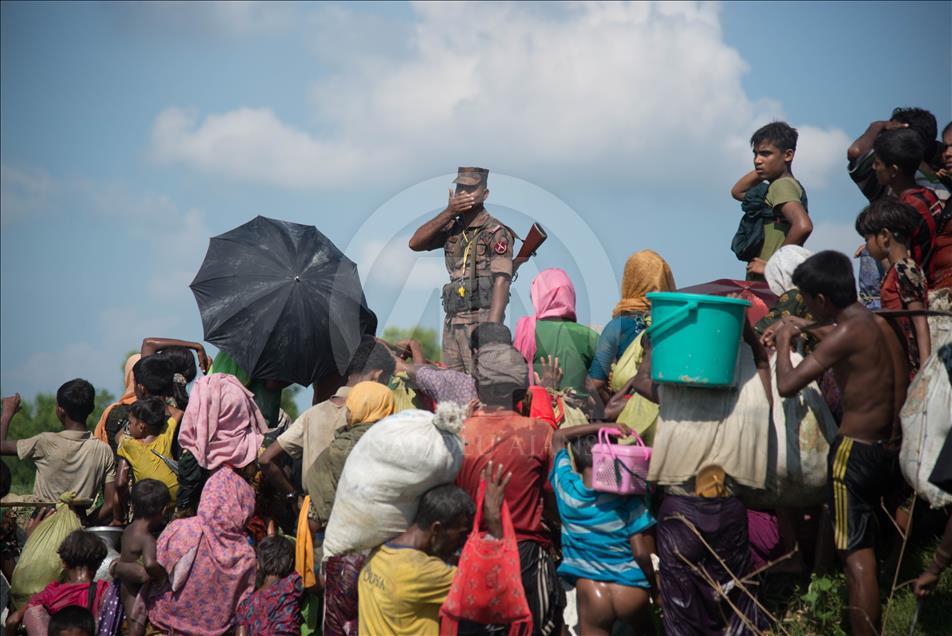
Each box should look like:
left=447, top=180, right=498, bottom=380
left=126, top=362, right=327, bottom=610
left=86, top=526, right=122, bottom=581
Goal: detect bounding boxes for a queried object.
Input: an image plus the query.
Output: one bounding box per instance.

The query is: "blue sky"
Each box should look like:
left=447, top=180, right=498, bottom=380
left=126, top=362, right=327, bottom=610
left=2, top=1, right=950, bottom=404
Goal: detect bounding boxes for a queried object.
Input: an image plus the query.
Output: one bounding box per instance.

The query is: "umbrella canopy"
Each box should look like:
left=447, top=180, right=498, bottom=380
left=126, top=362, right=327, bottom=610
left=678, top=279, right=778, bottom=326
left=190, top=216, right=377, bottom=386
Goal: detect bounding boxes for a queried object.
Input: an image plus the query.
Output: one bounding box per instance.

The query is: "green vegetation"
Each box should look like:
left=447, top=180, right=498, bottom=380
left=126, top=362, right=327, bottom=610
left=780, top=544, right=952, bottom=635
left=381, top=326, right=441, bottom=362
left=3, top=389, right=114, bottom=493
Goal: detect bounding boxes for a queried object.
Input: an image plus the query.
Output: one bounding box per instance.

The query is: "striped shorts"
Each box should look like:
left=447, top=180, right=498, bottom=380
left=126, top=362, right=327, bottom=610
left=827, top=435, right=899, bottom=553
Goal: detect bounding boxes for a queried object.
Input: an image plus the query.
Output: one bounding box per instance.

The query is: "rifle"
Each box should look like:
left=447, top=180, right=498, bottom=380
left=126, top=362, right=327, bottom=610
left=513, top=223, right=547, bottom=277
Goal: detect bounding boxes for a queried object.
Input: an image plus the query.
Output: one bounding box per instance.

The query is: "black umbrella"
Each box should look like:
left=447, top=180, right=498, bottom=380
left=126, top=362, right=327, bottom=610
left=190, top=216, right=377, bottom=386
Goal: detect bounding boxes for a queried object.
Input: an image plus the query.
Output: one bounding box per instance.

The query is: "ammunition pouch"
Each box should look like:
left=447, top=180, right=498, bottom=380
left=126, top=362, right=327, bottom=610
left=442, top=276, right=495, bottom=315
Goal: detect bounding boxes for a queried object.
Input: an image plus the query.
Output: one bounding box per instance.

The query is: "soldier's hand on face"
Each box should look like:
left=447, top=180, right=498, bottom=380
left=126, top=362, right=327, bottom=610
left=447, top=188, right=476, bottom=216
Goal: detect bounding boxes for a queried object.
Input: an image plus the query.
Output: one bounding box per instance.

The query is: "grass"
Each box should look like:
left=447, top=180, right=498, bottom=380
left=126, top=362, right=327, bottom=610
left=775, top=542, right=952, bottom=636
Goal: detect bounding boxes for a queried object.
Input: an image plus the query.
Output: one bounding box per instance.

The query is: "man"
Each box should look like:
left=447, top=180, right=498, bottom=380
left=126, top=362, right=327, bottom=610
left=455, top=339, right=564, bottom=635
left=358, top=465, right=508, bottom=636
left=730, top=121, right=812, bottom=278
left=258, top=337, right=395, bottom=502
left=766, top=251, right=908, bottom=636
left=409, top=167, right=515, bottom=373
left=1, top=381, right=116, bottom=524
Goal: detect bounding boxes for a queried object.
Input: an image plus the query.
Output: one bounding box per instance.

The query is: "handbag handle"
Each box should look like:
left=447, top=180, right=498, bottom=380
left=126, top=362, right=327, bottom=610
left=598, top=427, right=647, bottom=454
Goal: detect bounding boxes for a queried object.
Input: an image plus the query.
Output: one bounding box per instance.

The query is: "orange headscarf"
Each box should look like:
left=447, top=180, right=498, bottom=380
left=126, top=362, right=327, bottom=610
left=612, top=250, right=676, bottom=317
left=94, top=353, right=141, bottom=444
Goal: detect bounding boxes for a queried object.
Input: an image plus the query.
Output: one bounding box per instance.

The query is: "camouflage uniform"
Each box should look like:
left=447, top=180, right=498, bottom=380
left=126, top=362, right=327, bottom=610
left=438, top=168, right=514, bottom=373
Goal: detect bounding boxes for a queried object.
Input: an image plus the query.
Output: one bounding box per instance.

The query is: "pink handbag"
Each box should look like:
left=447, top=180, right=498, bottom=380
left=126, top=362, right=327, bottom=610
left=592, top=427, right=651, bottom=495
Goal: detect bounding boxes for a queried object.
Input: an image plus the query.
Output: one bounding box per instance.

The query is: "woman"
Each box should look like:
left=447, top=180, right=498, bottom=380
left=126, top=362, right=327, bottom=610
left=756, top=245, right=813, bottom=333
left=94, top=353, right=141, bottom=449
left=588, top=251, right=675, bottom=404
left=305, top=382, right=395, bottom=636
left=174, top=373, right=268, bottom=517
left=514, top=268, right=598, bottom=396
left=146, top=466, right=257, bottom=635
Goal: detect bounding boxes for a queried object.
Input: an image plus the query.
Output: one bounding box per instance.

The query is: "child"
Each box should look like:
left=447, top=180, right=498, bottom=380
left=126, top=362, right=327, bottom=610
left=768, top=251, right=908, bottom=636
left=0, top=382, right=116, bottom=525
left=110, top=479, right=170, bottom=636
left=871, top=128, right=948, bottom=290
left=115, top=396, right=179, bottom=519
left=731, top=121, right=812, bottom=278
left=549, top=423, right=656, bottom=635
left=4, top=530, right=108, bottom=634
left=855, top=198, right=932, bottom=373
left=47, top=605, right=96, bottom=636
left=235, top=535, right=303, bottom=636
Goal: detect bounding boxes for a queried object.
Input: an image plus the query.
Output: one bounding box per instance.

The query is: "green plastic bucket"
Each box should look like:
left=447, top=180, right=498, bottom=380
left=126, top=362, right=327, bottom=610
left=645, top=291, right=751, bottom=387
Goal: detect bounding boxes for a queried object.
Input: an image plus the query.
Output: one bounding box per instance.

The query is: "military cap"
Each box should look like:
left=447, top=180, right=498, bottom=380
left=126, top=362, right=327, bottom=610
left=453, top=167, right=489, bottom=187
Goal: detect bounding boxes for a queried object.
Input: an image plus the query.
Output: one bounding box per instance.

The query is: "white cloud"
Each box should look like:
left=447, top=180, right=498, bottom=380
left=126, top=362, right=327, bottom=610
left=791, top=126, right=853, bottom=189
left=150, top=1, right=849, bottom=192
left=150, top=107, right=393, bottom=189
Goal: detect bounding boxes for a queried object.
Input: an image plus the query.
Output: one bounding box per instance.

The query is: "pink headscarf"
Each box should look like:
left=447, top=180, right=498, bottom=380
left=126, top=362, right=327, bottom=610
left=148, top=467, right=256, bottom=635
left=513, top=268, right=577, bottom=384
left=177, top=373, right=267, bottom=470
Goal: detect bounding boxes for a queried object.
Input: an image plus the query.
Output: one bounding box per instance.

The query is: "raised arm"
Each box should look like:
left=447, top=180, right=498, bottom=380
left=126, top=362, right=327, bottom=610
left=848, top=120, right=907, bottom=162
left=0, top=394, right=22, bottom=455
left=408, top=189, right=473, bottom=252
left=141, top=338, right=212, bottom=373
left=552, top=422, right=613, bottom=454
left=774, top=320, right=838, bottom=397
left=731, top=170, right=763, bottom=201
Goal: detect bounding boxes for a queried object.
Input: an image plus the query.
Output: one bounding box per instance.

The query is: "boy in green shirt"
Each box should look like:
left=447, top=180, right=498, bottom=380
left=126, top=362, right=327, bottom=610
left=731, top=121, right=813, bottom=278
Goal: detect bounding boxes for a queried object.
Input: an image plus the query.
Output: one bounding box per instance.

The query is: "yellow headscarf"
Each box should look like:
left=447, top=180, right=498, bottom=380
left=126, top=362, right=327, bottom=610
left=612, top=250, right=676, bottom=317
left=345, top=381, right=396, bottom=425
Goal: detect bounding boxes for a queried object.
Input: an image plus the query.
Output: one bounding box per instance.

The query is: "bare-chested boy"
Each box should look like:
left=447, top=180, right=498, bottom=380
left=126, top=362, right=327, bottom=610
left=110, top=479, right=171, bottom=636
left=764, top=250, right=908, bottom=636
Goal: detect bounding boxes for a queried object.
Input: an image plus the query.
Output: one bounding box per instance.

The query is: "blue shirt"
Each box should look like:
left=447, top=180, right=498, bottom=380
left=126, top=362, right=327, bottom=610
left=549, top=449, right=655, bottom=587
left=588, top=314, right=647, bottom=381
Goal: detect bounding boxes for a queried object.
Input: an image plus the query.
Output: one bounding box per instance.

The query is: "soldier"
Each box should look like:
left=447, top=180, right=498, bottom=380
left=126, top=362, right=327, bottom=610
left=409, top=167, right=515, bottom=373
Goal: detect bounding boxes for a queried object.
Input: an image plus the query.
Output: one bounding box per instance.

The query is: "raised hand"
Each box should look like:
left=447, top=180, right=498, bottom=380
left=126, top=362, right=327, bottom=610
left=447, top=188, right=476, bottom=216
left=481, top=460, right=512, bottom=538
left=533, top=355, right=563, bottom=390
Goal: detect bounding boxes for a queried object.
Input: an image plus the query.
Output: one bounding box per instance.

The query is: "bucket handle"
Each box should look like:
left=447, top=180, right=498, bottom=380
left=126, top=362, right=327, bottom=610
left=645, top=300, right=698, bottom=341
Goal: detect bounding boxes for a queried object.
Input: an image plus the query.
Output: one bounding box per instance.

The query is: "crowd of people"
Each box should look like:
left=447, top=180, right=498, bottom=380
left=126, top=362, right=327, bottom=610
left=0, top=106, right=950, bottom=636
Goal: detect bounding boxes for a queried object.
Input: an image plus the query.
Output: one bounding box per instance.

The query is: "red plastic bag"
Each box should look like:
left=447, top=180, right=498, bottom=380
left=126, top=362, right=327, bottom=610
left=439, top=480, right=532, bottom=635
